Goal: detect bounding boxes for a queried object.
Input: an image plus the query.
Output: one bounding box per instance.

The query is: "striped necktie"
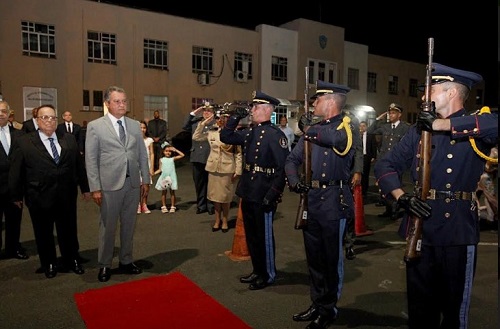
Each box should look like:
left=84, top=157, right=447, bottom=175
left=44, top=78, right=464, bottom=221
left=117, top=120, right=126, bottom=144
left=48, top=137, right=60, bottom=164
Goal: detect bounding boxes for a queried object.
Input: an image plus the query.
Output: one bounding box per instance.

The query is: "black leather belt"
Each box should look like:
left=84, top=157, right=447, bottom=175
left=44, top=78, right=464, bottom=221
left=244, top=163, right=275, bottom=174
left=310, top=180, right=347, bottom=189
left=421, top=188, right=475, bottom=201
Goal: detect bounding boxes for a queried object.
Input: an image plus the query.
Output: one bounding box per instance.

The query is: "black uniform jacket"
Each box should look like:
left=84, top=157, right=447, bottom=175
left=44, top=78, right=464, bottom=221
left=220, top=116, right=289, bottom=204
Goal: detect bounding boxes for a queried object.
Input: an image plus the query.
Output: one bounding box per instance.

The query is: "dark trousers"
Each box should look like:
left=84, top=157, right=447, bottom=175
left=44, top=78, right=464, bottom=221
left=192, top=162, right=213, bottom=212
left=303, top=212, right=345, bottom=318
left=361, top=155, right=372, bottom=196
left=406, top=244, right=476, bottom=329
left=241, top=199, right=277, bottom=283
left=28, top=201, right=79, bottom=268
left=0, top=197, right=23, bottom=255
left=152, top=142, right=162, bottom=171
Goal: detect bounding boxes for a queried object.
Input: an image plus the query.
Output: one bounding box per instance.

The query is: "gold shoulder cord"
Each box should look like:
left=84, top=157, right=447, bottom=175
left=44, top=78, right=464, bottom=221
left=333, top=115, right=353, bottom=156
left=469, top=106, right=498, bottom=164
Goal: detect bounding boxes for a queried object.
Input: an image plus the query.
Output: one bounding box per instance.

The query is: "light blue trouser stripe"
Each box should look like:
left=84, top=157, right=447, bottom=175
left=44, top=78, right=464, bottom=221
left=337, top=218, right=346, bottom=303
left=459, top=245, right=475, bottom=329
left=264, top=211, right=276, bottom=282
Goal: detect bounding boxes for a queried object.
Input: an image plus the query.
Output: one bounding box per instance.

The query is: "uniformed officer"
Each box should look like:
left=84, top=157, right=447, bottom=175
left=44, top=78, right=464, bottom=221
left=368, top=103, right=410, bottom=219
left=286, top=81, right=356, bottom=329
left=220, top=91, right=289, bottom=290
left=374, top=63, right=498, bottom=329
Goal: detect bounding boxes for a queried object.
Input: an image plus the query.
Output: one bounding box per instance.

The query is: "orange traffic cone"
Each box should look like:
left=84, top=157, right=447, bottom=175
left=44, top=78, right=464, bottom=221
left=225, top=199, right=251, bottom=261
left=354, top=184, right=374, bottom=237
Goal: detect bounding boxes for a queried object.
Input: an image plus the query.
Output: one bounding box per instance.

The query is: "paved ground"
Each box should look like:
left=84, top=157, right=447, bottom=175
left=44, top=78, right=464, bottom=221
left=0, top=159, right=497, bottom=329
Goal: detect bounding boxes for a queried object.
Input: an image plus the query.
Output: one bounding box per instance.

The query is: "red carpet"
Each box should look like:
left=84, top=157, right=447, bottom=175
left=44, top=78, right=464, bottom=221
left=74, top=271, right=251, bottom=329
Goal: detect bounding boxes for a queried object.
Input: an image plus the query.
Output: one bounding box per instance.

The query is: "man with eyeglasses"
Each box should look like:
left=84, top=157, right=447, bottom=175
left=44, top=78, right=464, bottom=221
left=85, top=86, right=151, bottom=282
left=0, top=101, right=29, bottom=261
left=9, top=105, right=91, bottom=279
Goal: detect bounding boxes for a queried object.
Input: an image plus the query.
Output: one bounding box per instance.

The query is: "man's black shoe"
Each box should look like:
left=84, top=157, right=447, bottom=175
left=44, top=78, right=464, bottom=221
left=98, top=267, right=111, bottom=282
left=7, top=250, right=29, bottom=260
left=248, top=277, right=268, bottom=290
left=345, top=247, right=356, bottom=260
left=44, top=264, right=57, bottom=279
left=196, top=209, right=207, bottom=214
left=68, top=260, right=85, bottom=275
left=306, top=314, right=336, bottom=329
left=118, top=262, right=142, bottom=274
left=293, top=305, right=319, bottom=322
left=207, top=209, right=215, bottom=215
left=239, top=273, right=259, bottom=283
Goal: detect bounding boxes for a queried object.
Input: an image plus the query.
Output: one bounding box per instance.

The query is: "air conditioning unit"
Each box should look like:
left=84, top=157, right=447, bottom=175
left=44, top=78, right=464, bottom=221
left=235, top=70, right=248, bottom=83
left=197, top=73, right=209, bottom=86
left=82, top=106, right=90, bottom=111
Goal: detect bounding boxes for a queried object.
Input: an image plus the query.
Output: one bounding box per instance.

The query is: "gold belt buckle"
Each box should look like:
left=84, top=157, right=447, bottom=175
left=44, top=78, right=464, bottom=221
left=427, top=189, right=436, bottom=200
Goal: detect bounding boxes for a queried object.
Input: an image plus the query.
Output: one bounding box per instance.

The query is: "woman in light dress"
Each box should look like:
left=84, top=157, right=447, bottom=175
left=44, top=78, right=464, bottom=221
left=193, top=111, right=242, bottom=232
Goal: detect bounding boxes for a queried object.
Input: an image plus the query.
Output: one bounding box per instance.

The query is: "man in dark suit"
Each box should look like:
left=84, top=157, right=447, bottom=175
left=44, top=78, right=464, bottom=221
left=359, top=120, right=378, bottom=198
left=21, top=107, right=39, bottom=133
left=182, top=104, right=215, bottom=215
left=9, top=105, right=90, bottom=278
left=0, top=101, right=29, bottom=260
left=147, top=110, right=167, bottom=171
left=368, top=103, right=410, bottom=219
left=86, top=86, right=151, bottom=282
left=56, top=111, right=83, bottom=156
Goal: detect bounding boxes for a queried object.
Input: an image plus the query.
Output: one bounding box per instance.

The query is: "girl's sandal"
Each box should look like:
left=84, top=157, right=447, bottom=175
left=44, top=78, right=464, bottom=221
left=169, top=206, right=176, bottom=213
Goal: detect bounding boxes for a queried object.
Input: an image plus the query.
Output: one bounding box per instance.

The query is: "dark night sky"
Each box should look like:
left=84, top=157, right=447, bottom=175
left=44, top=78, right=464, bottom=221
left=102, top=1, right=498, bottom=106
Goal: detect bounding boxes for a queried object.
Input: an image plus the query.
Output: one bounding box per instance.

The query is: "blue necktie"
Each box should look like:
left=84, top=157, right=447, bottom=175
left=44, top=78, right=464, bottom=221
left=48, top=137, right=60, bottom=164
left=0, top=127, right=9, bottom=155
left=117, top=120, right=126, bottom=144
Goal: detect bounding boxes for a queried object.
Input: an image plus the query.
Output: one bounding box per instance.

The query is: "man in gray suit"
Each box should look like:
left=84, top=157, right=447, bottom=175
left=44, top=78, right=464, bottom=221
left=85, top=86, right=151, bottom=282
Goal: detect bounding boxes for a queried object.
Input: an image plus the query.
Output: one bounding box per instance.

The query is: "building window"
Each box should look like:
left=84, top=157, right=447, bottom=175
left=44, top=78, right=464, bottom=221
left=144, top=96, right=169, bottom=131
left=192, top=97, right=214, bottom=111
left=87, top=31, right=116, bottom=64
left=192, top=46, right=213, bottom=74
left=234, top=52, right=252, bottom=81
left=367, top=72, right=377, bottom=93
left=407, top=112, right=417, bottom=124
left=144, top=39, right=168, bottom=70
left=388, top=75, right=399, bottom=95
left=271, top=56, right=288, bottom=82
left=93, top=90, right=103, bottom=111
left=409, top=78, right=418, bottom=97
left=83, top=90, right=90, bottom=111
left=347, top=68, right=359, bottom=90
left=307, top=59, right=337, bottom=84
left=22, top=21, right=56, bottom=59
